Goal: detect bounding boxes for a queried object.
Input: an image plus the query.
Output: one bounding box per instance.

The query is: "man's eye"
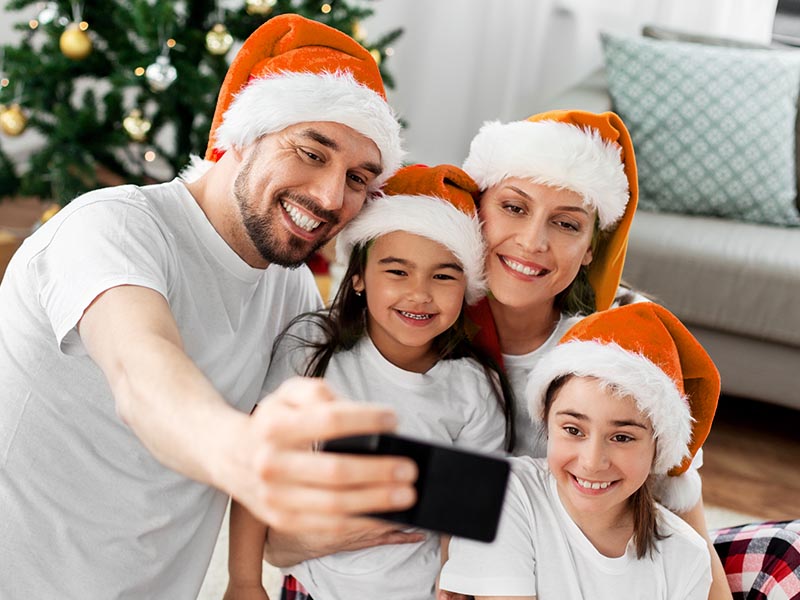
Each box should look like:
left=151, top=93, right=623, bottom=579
left=348, top=173, right=366, bottom=186
left=302, top=149, right=322, bottom=162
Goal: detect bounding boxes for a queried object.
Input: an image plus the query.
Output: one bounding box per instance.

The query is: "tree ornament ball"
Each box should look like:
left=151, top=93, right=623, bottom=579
left=246, top=0, right=277, bottom=16
left=205, top=24, right=233, bottom=56
left=122, top=109, right=152, bottom=142
left=370, top=49, right=381, bottom=67
left=0, top=104, right=28, bottom=136
left=145, top=56, right=178, bottom=92
left=60, top=24, right=92, bottom=60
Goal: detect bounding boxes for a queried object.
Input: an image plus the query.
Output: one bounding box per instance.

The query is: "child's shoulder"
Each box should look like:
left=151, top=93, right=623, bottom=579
left=654, top=504, right=710, bottom=555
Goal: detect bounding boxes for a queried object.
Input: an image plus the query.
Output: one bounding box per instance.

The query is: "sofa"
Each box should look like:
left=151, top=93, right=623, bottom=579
left=543, top=60, right=800, bottom=412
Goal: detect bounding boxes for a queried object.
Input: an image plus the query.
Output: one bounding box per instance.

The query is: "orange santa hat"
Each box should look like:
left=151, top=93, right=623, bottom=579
left=181, top=14, right=404, bottom=190
left=336, top=164, right=487, bottom=304
left=525, top=303, right=720, bottom=512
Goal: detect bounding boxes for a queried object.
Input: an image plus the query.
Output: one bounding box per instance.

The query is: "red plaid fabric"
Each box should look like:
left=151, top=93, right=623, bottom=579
left=280, top=575, right=313, bottom=600
left=713, top=520, right=800, bottom=600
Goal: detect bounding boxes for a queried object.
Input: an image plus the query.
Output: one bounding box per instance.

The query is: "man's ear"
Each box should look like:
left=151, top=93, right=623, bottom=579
left=352, top=274, right=365, bottom=293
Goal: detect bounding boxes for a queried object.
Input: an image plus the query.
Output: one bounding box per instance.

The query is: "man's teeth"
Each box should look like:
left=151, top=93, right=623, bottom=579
left=399, top=311, right=431, bottom=320
left=282, top=201, right=322, bottom=232
left=576, top=477, right=611, bottom=490
left=502, top=257, right=542, bottom=276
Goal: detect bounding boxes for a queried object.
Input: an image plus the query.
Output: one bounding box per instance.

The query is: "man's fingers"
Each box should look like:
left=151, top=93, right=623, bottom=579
left=256, top=447, right=417, bottom=487
left=254, top=479, right=417, bottom=518
left=256, top=379, right=399, bottom=446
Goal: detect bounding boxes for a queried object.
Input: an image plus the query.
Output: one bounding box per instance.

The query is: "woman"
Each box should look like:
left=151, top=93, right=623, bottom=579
left=454, top=109, right=732, bottom=600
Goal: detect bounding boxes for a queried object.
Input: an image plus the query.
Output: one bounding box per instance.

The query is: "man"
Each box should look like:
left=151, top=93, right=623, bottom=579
left=0, top=15, right=416, bottom=598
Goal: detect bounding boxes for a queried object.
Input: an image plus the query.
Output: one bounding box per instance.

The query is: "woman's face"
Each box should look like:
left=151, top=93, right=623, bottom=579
left=479, top=177, right=596, bottom=311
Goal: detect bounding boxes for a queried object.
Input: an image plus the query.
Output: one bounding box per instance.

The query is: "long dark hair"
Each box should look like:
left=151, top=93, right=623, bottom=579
left=273, top=242, right=517, bottom=453
left=542, top=374, right=667, bottom=559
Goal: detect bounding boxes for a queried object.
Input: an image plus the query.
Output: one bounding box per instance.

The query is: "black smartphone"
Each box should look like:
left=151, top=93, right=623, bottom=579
left=321, top=433, right=510, bottom=542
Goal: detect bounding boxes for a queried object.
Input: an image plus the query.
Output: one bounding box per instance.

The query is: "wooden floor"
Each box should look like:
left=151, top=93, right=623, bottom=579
left=701, top=394, right=800, bottom=521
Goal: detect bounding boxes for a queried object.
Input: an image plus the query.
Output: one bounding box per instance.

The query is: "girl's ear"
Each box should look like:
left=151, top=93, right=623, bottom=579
left=352, top=274, right=365, bottom=293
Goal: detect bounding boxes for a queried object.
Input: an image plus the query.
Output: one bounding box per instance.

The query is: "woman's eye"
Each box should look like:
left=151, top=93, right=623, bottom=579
left=564, top=426, right=582, bottom=436
left=555, top=219, right=579, bottom=231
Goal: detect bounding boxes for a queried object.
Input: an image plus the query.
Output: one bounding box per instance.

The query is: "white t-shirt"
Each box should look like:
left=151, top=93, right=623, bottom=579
left=504, top=314, right=581, bottom=457
left=440, top=457, right=712, bottom=600
left=263, top=321, right=508, bottom=600
left=0, top=180, right=321, bottom=599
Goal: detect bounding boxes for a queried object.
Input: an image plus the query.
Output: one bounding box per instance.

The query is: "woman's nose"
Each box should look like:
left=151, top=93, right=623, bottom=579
left=518, top=218, right=549, bottom=253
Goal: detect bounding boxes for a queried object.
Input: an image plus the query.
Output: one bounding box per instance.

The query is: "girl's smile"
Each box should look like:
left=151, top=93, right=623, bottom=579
left=353, top=230, right=467, bottom=373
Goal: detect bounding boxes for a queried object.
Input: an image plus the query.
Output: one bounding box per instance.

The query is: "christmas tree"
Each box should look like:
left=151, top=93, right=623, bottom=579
left=0, top=0, right=402, bottom=204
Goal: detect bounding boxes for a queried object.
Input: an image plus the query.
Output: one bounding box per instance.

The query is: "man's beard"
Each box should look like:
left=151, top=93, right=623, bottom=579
left=233, top=159, right=339, bottom=268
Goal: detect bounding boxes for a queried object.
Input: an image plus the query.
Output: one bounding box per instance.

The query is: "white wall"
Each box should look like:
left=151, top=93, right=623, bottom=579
left=0, top=1, right=779, bottom=172
left=365, top=0, right=779, bottom=166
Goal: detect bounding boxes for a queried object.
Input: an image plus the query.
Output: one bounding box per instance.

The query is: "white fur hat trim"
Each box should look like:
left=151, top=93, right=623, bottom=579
left=463, top=120, right=629, bottom=230
left=525, top=340, right=693, bottom=474
left=335, top=194, right=487, bottom=304
left=213, top=70, right=404, bottom=189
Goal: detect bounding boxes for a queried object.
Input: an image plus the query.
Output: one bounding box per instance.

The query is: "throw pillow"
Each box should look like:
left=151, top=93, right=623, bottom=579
left=601, top=32, right=800, bottom=226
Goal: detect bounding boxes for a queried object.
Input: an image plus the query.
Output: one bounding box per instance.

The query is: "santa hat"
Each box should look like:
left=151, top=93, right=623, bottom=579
left=336, top=164, right=487, bottom=304
left=463, top=110, right=638, bottom=312
left=525, top=303, right=720, bottom=513
left=181, top=14, right=403, bottom=189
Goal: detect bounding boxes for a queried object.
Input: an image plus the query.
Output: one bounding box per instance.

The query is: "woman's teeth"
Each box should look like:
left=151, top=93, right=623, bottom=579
left=502, top=256, right=543, bottom=276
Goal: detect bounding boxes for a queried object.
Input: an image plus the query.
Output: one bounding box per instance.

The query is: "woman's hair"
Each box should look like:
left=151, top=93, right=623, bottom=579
left=272, top=241, right=517, bottom=453
left=542, top=374, right=667, bottom=559
left=554, top=218, right=602, bottom=316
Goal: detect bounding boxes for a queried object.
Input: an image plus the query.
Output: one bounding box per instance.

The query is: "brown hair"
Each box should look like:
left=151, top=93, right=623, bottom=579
left=542, top=374, right=667, bottom=559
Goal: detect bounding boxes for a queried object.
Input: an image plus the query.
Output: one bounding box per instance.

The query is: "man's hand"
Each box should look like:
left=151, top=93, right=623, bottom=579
left=217, top=377, right=419, bottom=534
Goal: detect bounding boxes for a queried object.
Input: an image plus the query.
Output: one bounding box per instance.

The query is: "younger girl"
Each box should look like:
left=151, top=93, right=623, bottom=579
left=225, top=164, right=513, bottom=600
left=440, top=302, right=720, bottom=599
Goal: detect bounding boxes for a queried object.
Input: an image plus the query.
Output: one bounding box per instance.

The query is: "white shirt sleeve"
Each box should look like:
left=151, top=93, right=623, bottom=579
left=29, top=197, right=171, bottom=355
left=439, top=471, right=538, bottom=596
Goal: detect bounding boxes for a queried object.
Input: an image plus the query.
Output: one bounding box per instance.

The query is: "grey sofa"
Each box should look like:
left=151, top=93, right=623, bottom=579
left=544, top=69, right=800, bottom=411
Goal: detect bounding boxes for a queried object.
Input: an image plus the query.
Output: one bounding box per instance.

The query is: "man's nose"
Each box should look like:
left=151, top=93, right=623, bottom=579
left=307, top=169, right=347, bottom=212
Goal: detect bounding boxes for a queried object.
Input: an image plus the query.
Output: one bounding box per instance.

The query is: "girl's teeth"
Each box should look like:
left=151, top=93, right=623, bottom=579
left=503, top=257, right=541, bottom=276
left=399, top=311, right=431, bottom=320
left=282, top=201, right=322, bottom=232
left=576, top=477, right=611, bottom=490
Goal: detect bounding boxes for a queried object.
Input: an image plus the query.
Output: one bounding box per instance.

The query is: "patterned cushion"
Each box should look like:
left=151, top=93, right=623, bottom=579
left=601, top=32, right=800, bottom=226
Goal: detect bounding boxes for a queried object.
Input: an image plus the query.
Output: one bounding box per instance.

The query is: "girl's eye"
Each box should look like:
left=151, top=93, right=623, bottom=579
left=385, top=269, right=407, bottom=276
left=433, top=273, right=457, bottom=281
left=564, top=426, right=582, bottom=437
left=502, top=202, right=525, bottom=215
left=612, top=434, right=634, bottom=443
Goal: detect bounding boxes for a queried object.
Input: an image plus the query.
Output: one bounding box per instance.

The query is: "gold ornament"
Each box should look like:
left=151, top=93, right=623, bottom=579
left=352, top=21, right=367, bottom=43
left=205, top=23, right=234, bottom=56
left=60, top=24, right=92, bottom=60
left=0, top=104, right=28, bottom=136
left=122, top=109, right=151, bottom=142
left=246, top=0, right=277, bottom=16
left=369, top=49, right=381, bottom=66
left=40, top=205, right=60, bottom=224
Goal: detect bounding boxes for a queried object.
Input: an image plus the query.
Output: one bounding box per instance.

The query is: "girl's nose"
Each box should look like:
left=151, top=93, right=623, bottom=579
left=580, top=438, right=610, bottom=473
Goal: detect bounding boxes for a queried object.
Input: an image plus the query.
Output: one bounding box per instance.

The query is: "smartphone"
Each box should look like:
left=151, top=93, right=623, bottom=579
left=321, top=433, right=510, bottom=542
